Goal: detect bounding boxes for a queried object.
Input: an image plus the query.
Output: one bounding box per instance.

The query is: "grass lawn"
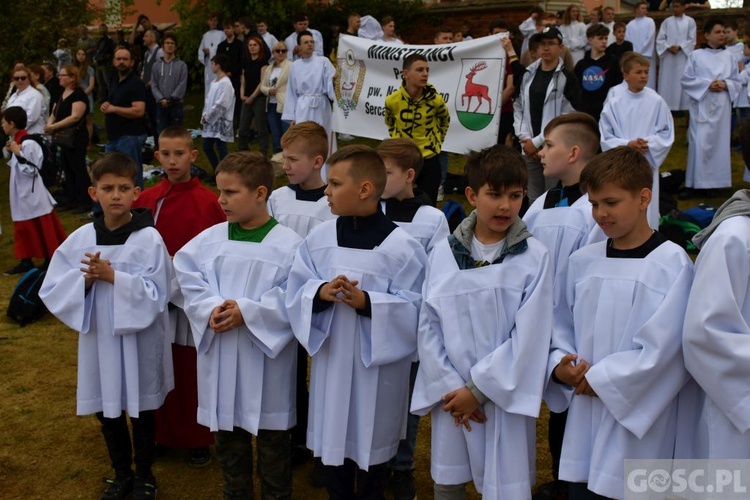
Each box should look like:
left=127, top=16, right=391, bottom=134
left=0, top=89, right=746, bottom=498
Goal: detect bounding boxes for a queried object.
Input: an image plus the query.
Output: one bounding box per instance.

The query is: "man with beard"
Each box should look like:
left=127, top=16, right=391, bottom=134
left=101, top=47, right=148, bottom=187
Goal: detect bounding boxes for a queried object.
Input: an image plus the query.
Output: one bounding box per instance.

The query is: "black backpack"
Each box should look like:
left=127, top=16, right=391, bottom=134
left=7, top=267, right=48, bottom=326
left=18, top=134, right=60, bottom=191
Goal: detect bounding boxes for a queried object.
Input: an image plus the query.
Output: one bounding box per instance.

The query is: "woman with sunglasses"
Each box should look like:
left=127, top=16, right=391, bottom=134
left=238, top=36, right=271, bottom=155
left=44, top=65, right=90, bottom=213
left=260, top=42, right=291, bottom=153
left=5, top=66, right=45, bottom=134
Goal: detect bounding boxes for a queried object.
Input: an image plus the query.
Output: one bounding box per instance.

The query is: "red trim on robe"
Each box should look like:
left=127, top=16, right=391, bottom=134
left=13, top=212, right=66, bottom=259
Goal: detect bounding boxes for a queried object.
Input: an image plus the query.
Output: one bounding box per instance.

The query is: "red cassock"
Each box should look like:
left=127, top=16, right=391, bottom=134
left=134, top=177, right=226, bottom=447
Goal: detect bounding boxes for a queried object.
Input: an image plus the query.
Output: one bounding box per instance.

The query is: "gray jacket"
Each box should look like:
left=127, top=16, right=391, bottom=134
left=151, top=56, right=188, bottom=103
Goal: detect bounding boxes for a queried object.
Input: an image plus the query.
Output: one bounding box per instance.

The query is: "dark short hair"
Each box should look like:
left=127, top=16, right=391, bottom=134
left=216, top=151, right=275, bottom=199
left=434, top=25, right=452, bottom=38
left=297, top=30, right=313, bottom=46
left=211, top=53, right=229, bottom=72
left=377, top=138, right=423, bottom=177
left=403, top=53, right=428, bottom=71
left=1, top=106, right=27, bottom=130
left=293, top=13, right=309, bottom=23
left=703, top=18, right=726, bottom=34
left=580, top=146, right=652, bottom=194
left=91, top=152, right=139, bottom=184
left=465, top=145, right=528, bottom=193
left=544, top=112, right=601, bottom=162
left=586, top=24, right=610, bottom=39
left=489, top=20, right=510, bottom=33
left=328, top=145, right=387, bottom=198
left=613, top=21, right=627, bottom=31
left=162, top=33, right=177, bottom=47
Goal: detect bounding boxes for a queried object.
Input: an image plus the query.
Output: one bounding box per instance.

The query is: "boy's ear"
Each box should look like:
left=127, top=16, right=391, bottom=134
left=88, top=185, right=98, bottom=202
left=190, top=149, right=199, bottom=162
left=154, top=150, right=161, bottom=161
left=256, top=185, right=268, bottom=201
left=569, top=145, right=581, bottom=164
left=638, top=187, right=652, bottom=210
left=465, top=186, right=478, bottom=207
left=313, top=154, right=325, bottom=170
left=359, top=179, right=374, bottom=200
left=133, top=186, right=141, bottom=201
left=406, top=168, right=417, bottom=183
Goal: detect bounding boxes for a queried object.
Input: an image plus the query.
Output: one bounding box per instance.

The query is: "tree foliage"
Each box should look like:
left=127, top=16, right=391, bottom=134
left=0, top=0, right=95, bottom=86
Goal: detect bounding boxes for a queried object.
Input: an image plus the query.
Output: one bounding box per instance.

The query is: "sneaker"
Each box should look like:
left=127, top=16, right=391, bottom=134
left=4, top=261, right=34, bottom=276
left=338, top=133, right=355, bottom=141
left=391, top=470, right=417, bottom=500
left=188, top=446, right=211, bottom=468
left=101, top=474, right=134, bottom=500
left=437, top=184, right=445, bottom=202
left=132, top=475, right=158, bottom=499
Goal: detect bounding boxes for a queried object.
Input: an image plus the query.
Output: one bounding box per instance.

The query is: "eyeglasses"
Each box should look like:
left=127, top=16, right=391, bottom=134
left=275, top=49, right=288, bottom=53
left=13, top=76, right=28, bottom=81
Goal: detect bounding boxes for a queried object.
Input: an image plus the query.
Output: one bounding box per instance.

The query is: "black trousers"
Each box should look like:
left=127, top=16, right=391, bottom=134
left=323, top=459, right=389, bottom=500
left=417, top=155, right=441, bottom=207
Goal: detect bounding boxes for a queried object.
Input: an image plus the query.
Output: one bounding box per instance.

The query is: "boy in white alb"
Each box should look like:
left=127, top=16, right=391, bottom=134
left=599, top=53, right=674, bottom=228
left=625, top=2, right=657, bottom=89
left=40, top=153, right=173, bottom=500
left=545, top=147, right=693, bottom=499
left=174, top=152, right=302, bottom=498
left=412, top=145, right=553, bottom=499
left=655, top=0, right=696, bottom=111
left=286, top=145, right=426, bottom=499
left=266, top=121, right=335, bottom=465
left=376, top=138, right=449, bottom=498
left=268, top=121, right=335, bottom=237
left=523, top=113, right=604, bottom=499
left=683, top=190, right=750, bottom=460
left=680, top=18, right=741, bottom=198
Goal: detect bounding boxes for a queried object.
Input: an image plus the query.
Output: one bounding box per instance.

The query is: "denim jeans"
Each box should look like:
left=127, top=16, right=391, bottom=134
left=203, top=137, right=228, bottom=172
left=106, top=134, right=147, bottom=188
left=155, top=103, right=184, bottom=136
left=267, top=103, right=290, bottom=154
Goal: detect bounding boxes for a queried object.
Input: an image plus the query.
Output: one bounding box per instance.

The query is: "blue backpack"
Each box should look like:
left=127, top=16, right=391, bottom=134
left=7, top=267, right=47, bottom=326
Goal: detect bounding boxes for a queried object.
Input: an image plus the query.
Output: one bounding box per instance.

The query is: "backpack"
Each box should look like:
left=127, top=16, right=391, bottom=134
left=7, top=267, right=48, bottom=326
left=19, top=134, right=60, bottom=191
left=659, top=215, right=701, bottom=254
left=442, top=199, right=467, bottom=233
left=680, top=204, right=717, bottom=229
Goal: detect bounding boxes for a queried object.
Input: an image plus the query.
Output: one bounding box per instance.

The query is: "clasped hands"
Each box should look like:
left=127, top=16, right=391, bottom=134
left=318, top=275, right=366, bottom=310
left=80, top=251, right=114, bottom=288
left=554, top=353, right=597, bottom=397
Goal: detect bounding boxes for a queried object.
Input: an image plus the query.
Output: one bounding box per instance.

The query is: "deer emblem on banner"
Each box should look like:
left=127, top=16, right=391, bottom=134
left=461, top=61, right=492, bottom=114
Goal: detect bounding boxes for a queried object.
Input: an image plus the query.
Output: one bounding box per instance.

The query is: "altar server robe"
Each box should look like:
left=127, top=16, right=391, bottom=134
left=267, top=185, right=335, bottom=238
left=411, top=229, right=553, bottom=499
left=282, top=56, right=336, bottom=150
left=380, top=201, right=449, bottom=255
left=559, top=21, right=588, bottom=65
left=198, top=29, right=226, bottom=97
left=626, top=17, right=657, bottom=89
left=682, top=47, right=741, bottom=189
left=545, top=239, right=693, bottom=499
left=683, top=215, right=750, bottom=459
left=523, top=192, right=604, bottom=311
left=39, top=224, right=174, bottom=418
left=656, top=15, right=696, bottom=110
left=173, top=222, right=302, bottom=434
left=599, top=87, right=674, bottom=228
left=286, top=220, right=426, bottom=469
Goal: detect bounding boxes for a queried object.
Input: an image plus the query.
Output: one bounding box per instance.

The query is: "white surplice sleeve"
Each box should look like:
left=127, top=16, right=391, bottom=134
left=110, top=230, right=172, bottom=336
left=281, top=65, right=298, bottom=122
left=684, top=220, right=750, bottom=433
left=655, top=21, right=670, bottom=57
left=235, top=238, right=301, bottom=359
left=359, top=240, right=426, bottom=367
left=599, top=99, right=631, bottom=151
left=585, top=255, right=693, bottom=439
left=286, top=238, right=335, bottom=355
left=471, top=243, right=553, bottom=418
left=39, top=230, right=94, bottom=335
left=642, top=98, right=674, bottom=167
left=173, top=233, right=226, bottom=354
left=411, top=248, right=467, bottom=415
left=681, top=54, right=712, bottom=103
left=682, top=18, right=697, bottom=56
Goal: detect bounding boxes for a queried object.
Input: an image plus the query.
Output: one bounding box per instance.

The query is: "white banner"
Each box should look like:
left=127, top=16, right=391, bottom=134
left=332, top=34, right=507, bottom=154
